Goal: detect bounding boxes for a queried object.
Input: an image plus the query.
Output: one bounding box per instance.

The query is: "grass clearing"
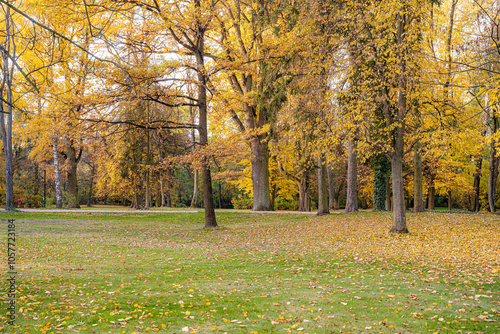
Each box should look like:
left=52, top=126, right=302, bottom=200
left=1, top=211, right=499, bottom=333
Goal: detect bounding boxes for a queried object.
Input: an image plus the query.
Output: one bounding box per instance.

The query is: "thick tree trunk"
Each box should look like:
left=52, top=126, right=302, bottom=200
left=389, top=14, right=409, bottom=234
left=317, top=156, right=330, bottom=216
left=427, top=174, right=436, bottom=210
left=413, top=141, right=424, bottom=212
left=251, top=138, right=272, bottom=211
left=472, top=157, right=482, bottom=212
left=298, top=173, right=308, bottom=212
left=327, top=168, right=335, bottom=210
left=343, top=140, right=358, bottom=213
left=52, top=138, right=63, bottom=208
left=390, top=146, right=407, bottom=233
left=66, top=139, right=81, bottom=208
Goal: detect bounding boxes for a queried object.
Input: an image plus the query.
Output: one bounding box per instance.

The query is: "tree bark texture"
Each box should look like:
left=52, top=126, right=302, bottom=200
left=343, top=140, right=358, bottom=213
left=250, top=136, right=272, bottom=211
left=413, top=141, right=424, bottom=212
left=0, top=5, right=14, bottom=210
left=298, top=173, right=308, bottom=212
left=52, top=139, right=63, bottom=208
left=160, top=175, right=165, bottom=207
left=389, top=15, right=409, bottom=234
left=65, top=139, right=81, bottom=208
left=334, top=178, right=344, bottom=210
left=489, top=115, right=500, bottom=212
left=191, top=169, right=198, bottom=208
left=195, top=40, right=217, bottom=228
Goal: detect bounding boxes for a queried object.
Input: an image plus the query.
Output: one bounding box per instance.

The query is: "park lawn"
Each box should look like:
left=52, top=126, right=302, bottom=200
left=0, top=211, right=499, bottom=334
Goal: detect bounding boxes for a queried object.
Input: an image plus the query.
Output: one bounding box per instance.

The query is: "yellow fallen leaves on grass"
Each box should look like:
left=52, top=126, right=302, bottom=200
left=218, top=212, right=500, bottom=275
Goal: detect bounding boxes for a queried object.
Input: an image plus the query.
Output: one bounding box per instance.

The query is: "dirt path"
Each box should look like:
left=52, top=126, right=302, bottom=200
left=1, top=208, right=320, bottom=214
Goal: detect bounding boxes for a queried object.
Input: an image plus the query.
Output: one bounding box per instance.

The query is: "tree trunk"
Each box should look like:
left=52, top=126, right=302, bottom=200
left=145, top=170, right=150, bottom=210
left=472, top=157, right=482, bottom=212
left=52, top=138, right=63, bottom=208
left=489, top=116, right=500, bottom=212
left=343, top=140, right=358, bottom=213
left=251, top=137, right=272, bottom=211
left=132, top=189, right=137, bottom=209
left=66, top=139, right=81, bottom=208
left=0, top=7, right=14, bottom=211
left=317, top=156, right=329, bottom=216
left=390, top=15, right=409, bottom=234
left=298, top=173, right=308, bottom=212
left=190, top=103, right=199, bottom=209
left=334, top=192, right=340, bottom=210
left=166, top=190, right=171, bottom=208
left=160, top=175, right=165, bottom=207
left=191, top=169, right=198, bottom=208
left=87, top=163, right=94, bottom=207
left=390, top=145, right=407, bottom=233
left=195, top=38, right=217, bottom=228
left=327, top=167, right=335, bottom=210
left=413, top=141, right=424, bottom=212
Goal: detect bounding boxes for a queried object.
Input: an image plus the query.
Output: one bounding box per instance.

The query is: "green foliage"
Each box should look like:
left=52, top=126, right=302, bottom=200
left=372, top=155, right=391, bottom=211
left=11, top=186, right=43, bottom=208
left=274, top=197, right=299, bottom=211
left=232, top=197, right=253, bottom=210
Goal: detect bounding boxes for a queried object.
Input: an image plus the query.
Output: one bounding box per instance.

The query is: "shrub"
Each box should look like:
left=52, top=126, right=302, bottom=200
left=232, top=198, right=253, bottom=209
left=274, top=198, right=298, bottom=211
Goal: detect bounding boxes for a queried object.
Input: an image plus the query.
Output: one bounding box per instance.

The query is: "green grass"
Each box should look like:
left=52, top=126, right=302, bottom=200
left=0, top=211, right=499, bottom=333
